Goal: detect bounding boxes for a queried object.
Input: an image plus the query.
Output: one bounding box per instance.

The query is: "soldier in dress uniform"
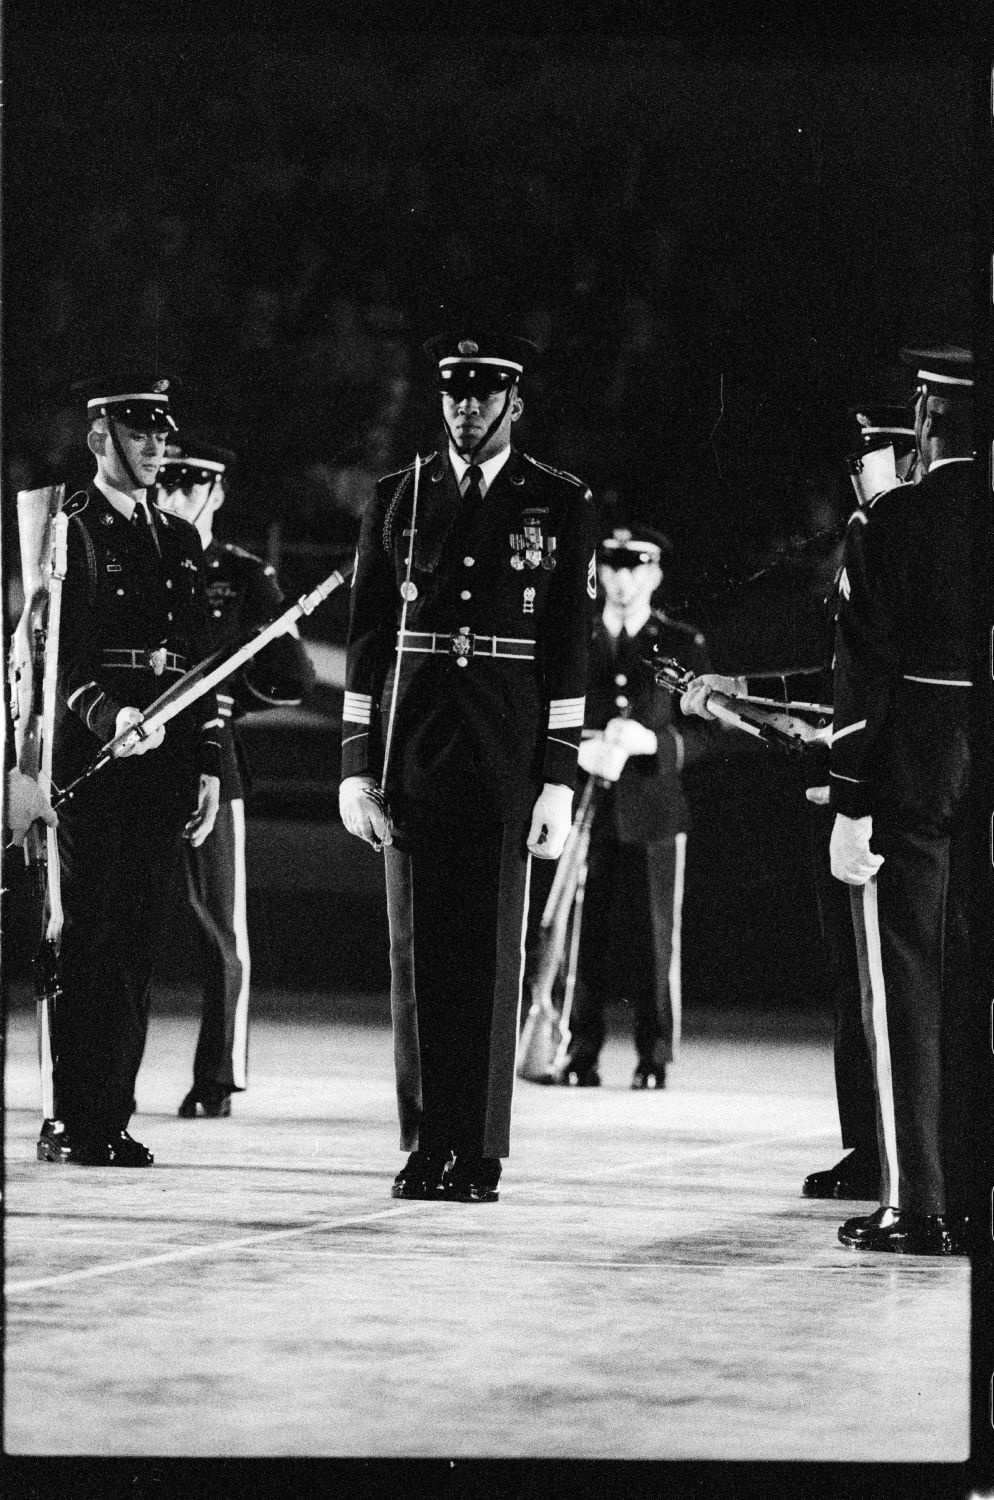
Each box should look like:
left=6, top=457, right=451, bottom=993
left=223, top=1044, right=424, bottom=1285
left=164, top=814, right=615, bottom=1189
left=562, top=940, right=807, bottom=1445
left=554, top=526, right=712, bottom=1089
left=828, top=344, right=976, bottom=1255
left=339, top=330, right=596, bottom=1203
left=38, top=368, right=222, bottom=1166
left=156, top=437, right=314, bottom=1119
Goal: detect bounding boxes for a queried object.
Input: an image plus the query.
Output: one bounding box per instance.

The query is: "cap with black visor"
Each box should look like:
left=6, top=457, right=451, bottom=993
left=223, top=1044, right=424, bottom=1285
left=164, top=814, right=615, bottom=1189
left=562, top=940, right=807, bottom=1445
left=423, top=332, right=537, bottom=464
left=73, top=367, right=178, bottom=491
left=158, top=437, right=236, bottom=530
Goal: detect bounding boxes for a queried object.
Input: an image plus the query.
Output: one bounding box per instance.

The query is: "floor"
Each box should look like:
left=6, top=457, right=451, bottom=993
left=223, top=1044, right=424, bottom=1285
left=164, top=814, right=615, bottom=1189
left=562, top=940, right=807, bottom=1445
left=3, top=998, right=972, bottom=1467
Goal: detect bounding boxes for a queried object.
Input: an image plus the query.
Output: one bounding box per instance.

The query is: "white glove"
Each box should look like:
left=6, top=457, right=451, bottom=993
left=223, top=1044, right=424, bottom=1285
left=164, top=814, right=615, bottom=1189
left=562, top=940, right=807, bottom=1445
left=526, top=782, right=574, bottom=859
left=805, top=784, right=830, bottom=806
left=184, top=774, right=221, bottom=848
left=339, top=774, right=393, bottom=850
left=112, top=706, right=165, bottom=756
left=603, top=716, right=657, bottom=756
left=680, top=674, right=745, bottom=720
left=578, top=736, right=629, bottom=783
left=830, top=813, right=884, bottom=885
left=6, top=769, right=58, bottom=846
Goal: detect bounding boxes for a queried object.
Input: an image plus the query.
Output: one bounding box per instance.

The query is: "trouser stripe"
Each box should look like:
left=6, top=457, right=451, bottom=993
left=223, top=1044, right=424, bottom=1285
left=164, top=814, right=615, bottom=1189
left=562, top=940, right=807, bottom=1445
left=862, top=876, right=899, bottom=1205
left=669, top=833, right=687, bottom=1056
left=508, top=853, right=533, bottom=1121
left=230, top=799, right=251, bottom=1090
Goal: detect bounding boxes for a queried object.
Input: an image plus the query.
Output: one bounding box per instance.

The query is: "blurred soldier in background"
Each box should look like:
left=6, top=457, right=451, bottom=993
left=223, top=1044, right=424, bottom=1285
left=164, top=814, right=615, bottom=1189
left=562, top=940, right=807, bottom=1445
left=157, top=437, right=314, bottom=1119
left=830, top=345, right=976, bottom=1256
left=340, top=329, right=595, bottom=1203
left=39, top=369, right=221, bottom=1167
left=555, top=525, right=712, bottom=1089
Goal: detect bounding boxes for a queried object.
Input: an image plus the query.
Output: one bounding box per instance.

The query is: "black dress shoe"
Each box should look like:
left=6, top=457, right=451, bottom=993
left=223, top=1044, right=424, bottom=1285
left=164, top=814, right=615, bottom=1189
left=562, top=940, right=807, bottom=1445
left=802, top=1149, right=879, bottom=1200
left=37, top=1121, right=153, bottom=1167
left=439, top=1155, right=501, bottom=1203
left=178, top=1088, right=232, bottom=1119
left=631, top=1063, right=666, bottom=1090
left=838, top=1205, right=959, bottom=1256
left=390, top=1149, right=451, bottom=1200
left=554, top=1062, right=600, bottom=1087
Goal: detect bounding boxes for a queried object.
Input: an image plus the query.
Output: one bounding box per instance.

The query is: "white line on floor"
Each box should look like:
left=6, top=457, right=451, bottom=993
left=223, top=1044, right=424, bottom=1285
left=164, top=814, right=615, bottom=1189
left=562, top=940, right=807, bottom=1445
left=5, top=1204, right=422, bottom=1295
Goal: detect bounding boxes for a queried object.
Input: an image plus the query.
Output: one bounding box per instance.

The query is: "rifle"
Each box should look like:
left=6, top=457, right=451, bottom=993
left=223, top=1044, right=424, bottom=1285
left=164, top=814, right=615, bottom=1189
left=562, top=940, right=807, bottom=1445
left=8, top=486, right=70, bottom=1119
left=644, top=651, right=832, bottom=756
left=52, top=562, right=354, bottom=809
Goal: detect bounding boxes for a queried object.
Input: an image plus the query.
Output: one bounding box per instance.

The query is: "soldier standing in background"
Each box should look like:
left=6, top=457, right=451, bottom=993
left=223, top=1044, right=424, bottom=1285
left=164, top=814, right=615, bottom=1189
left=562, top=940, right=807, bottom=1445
left=555, top=525, right=712, bottom=1090
left=339, top=330, right=595, bottom=1203
left=157, top=437, right=314, bottom=1119
left=39, top=369, right=221, bottom=1167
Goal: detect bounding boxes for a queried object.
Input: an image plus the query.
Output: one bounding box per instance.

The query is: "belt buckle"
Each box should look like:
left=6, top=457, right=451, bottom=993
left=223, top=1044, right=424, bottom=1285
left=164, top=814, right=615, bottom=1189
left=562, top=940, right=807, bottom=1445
left=147, top=647, right=168, bottom=676
left=450, top=629, right=473, bottom=665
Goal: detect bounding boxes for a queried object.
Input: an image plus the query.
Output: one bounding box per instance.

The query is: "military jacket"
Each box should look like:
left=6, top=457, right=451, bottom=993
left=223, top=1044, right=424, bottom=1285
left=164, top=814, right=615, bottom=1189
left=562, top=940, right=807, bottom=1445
left=584, top=610, right=712, bottom=844
left=829, top=459, right=974, bottom=831
left=54, top=483, right=221, bottom=795
left=198, top=537, right=315, bottom=800
left=342, top=447, right=596, bottom=829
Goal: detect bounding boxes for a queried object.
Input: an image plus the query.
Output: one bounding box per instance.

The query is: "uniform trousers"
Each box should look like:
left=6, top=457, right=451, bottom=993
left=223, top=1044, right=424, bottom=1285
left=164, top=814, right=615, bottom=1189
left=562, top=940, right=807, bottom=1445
left=53, top=765, right=190, bottom=1137
left=570, top=833, right=685, bottom=1070
left=384, top=818, right=532, bottom=1159
left=182, top=797, right=250, bottom=1095
left=807, top=803, right=878, bottom=1159
left=849, top=820, right=950, bottom=1216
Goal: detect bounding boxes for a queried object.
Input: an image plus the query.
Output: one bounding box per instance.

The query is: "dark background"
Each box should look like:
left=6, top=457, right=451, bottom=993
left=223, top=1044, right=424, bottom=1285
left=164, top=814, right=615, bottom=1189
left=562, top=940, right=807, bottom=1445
left=1, top=21, right=981, bottom=1008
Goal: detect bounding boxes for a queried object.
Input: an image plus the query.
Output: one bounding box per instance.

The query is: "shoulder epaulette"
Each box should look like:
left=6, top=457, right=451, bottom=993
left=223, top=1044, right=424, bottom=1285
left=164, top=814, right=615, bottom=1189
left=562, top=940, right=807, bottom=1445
left=220, top=540, right=267, bottom=567
left=651, top=610, right=706, bottom=646
left=521, top=453, right=588, bottom=489
left=378, top=452, right=438, bottom=485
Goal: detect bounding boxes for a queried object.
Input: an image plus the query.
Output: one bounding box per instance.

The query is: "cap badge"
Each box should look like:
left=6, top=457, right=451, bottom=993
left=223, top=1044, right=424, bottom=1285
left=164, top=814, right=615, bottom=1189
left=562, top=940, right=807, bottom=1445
left=152, top=379, right=169, bottom=394
left=457, top=340, right=479, bottom=356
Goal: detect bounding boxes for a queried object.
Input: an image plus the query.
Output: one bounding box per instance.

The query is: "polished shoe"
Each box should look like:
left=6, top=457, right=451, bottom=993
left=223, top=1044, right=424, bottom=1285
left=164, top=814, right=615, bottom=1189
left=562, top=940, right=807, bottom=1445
left=554, top=1062, right=601, bottom=1087
left=37, top=1120, right=153, bottom=1167
left=439, top=1154, right=501, bottom=1203
left=631, top=1063, right=666, bottom=1090
left=390, top=1149, right=452, bottom=1200
left=107, top=1130, right=155, bottom=1167
left=802, top=1149, right=879, bottom=1200
left=838, top=1205, right=959, bottom=1256
left=178, top=1088, right=232, bottom=1119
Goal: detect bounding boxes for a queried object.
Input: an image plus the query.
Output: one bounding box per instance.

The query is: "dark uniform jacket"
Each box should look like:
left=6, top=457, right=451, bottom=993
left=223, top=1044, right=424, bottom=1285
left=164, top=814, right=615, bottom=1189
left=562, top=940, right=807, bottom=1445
left=200, top=538, right=315, bottom=801
left=342, top=447, right=596, bottom=831
left=54, top=483, right=221, bottom=797
left=829, top=459, right=974, bottom=832
left=584, top=610, right=712, bottom=844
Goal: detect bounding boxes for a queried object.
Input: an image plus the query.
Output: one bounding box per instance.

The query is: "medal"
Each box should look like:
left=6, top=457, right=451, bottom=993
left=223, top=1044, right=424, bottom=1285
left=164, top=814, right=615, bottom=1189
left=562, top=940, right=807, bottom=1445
left=400, top=581, right=418, bottom=602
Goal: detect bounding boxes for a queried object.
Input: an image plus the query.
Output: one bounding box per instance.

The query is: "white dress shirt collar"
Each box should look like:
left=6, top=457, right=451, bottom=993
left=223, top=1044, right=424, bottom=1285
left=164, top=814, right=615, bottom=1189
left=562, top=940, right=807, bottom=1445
left=449, top=444, right=511, bottom=496
left=926, top=455, right=975, bottom=474
left=94, top=473, right=151, bottom=523
left=602, top=602, right=652, bottom=639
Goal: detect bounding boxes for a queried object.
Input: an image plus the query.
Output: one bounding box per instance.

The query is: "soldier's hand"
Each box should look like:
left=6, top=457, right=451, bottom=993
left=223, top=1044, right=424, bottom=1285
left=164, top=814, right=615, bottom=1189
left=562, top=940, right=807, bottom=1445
left=680, top=674, right=745, bottom=720
left=527, top=782, right=573, bottom=860
left=6, top=769, right=58, bottom=847
left=339, top=775, right=393, bottom=850
left=185, top=775, right=221, bottom=848
left=805, top=784, right=830, bottom=806
left=112, top=706, right=165, bottom=757
left=578, top=735, right=628, bottom=783
left=604, top=717, right=657, bottom=756
left=830, top=813, right=884, bottom=885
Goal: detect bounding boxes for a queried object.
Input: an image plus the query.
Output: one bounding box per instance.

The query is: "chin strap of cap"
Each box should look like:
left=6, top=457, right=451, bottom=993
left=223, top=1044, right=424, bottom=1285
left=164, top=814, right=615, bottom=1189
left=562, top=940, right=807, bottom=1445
left=108, top=417, right=144, bottom=493
left=443, top=381, right=517, bottom=464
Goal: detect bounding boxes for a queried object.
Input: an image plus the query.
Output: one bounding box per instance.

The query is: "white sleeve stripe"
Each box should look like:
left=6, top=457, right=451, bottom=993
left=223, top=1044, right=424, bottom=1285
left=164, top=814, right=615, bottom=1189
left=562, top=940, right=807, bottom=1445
left=67, top=683, right=97, bottom=711
left=549, top=697, right=586, bottom=709
left=341, top=731, right=369, bottom=746
left=829, top=719, right=866, bottom=744
left=84, top=692, right=107, bottom=730
left=546, top=736, right=581, bottom=752
left=203, top=718, right=224, bottom=730
left=548, top=710, right=585, bottom=727
left=829, top=771, right=863, bottom=784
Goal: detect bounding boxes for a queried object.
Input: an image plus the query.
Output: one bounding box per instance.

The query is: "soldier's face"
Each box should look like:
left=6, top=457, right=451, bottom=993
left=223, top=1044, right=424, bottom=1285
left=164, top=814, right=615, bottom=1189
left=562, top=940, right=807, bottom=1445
left=442, top=384, right=522, bottom=461
left=158, top=478, right=215, bottom=524
left=100, top=423, right=168, bottom=489
left=600, top=560, right=661, bottom=615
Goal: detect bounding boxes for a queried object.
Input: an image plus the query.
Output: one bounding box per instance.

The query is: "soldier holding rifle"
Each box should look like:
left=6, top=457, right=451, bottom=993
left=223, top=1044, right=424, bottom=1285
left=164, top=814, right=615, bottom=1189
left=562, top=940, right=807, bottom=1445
left=37, top=368, right=221, bottom=1167
left=339, top=330, right=595, bottom=1203
left=554, top=525, right=712, bottom=1090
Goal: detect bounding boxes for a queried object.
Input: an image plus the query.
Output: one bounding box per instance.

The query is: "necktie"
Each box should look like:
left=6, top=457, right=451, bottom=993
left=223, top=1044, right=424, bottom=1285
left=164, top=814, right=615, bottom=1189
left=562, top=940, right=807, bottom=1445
left=463, top=464, right=485, bottom=514
left=132, top=503, right=161, bottom=557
